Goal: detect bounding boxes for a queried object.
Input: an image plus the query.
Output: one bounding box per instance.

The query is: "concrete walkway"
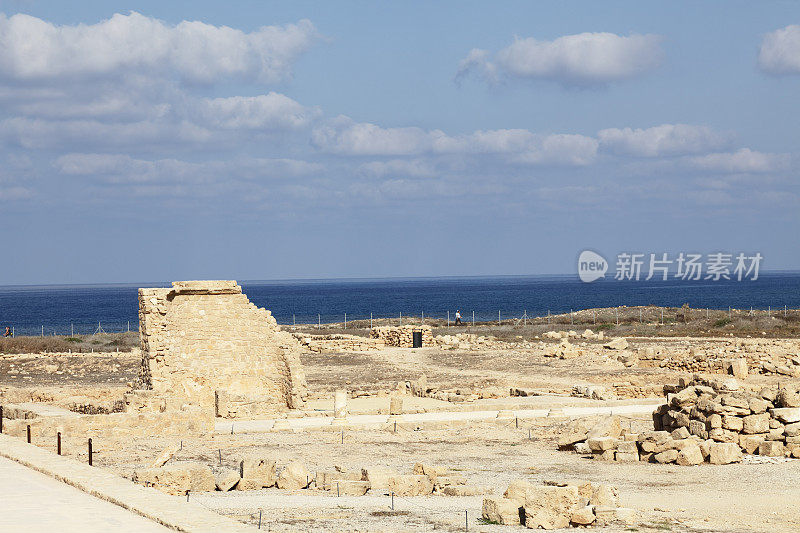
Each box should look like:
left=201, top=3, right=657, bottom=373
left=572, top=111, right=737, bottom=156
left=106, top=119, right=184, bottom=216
left=0, top=455, right=170, bottom=533
left=220, top=401, right=662, bottom=433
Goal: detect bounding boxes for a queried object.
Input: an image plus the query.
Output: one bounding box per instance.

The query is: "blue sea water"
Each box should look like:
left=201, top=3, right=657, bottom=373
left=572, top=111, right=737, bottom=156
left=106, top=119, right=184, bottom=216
left=1, top=273, right=799, bottom=336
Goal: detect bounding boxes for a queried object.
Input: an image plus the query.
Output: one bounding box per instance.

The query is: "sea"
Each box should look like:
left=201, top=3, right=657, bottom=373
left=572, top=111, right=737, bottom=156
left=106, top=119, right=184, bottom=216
left=1, top=273, right=799, bottom=337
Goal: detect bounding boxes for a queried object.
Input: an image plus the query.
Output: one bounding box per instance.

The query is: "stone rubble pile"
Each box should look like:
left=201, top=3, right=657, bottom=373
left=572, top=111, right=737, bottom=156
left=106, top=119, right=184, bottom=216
left=482, top=479, right=635, bottom=529
left=435, top=333, right=515, bottom=351
left=134, top=459, right=491, bottom=497
left=370, top=325, right=433, bottom=347
left=559, top=377, right=800, bottom=465
left=543, top=329, right=605, bottom=341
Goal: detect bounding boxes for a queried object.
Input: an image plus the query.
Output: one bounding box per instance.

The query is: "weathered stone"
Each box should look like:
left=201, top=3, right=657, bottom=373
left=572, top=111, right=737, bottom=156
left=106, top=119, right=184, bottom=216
left=709, top=442, right=743, bottom=464
left=676, top=444, right=704, bottom=466
left=412, top=463, right=447, bottom=480
left=777, top=386, right=800, bottom=408
left=387, top=475, right=434, bottom=496
left=389, top=396, right=403, bottom=416
left=482, top=497, right=522, bottom=525
left=133, top=461, right=215, bottom=495
left=215, top=469, right=241, bottom=491
left=688, top=420, right=708, bottom=439
left=758, top=440, right=785, bottom=457
left=653, top=449, right=677, bottom=463
left=361, top=468, right=398, bottom=490
left=586, top=416, right=623, bottom=439
left=440, top=485, right=491, bottom=496
left=522, top=485, right=580, bottom=530
left=603, top=338, right=629, bottom=350
left=235, top=478, right=263, bottom=491
left=740, top=435, right=766, bottom=454
left=742, top=413, right=770, bottom=434
left=707, top=414, right=722, bottom=429
left=587, top=436, right=619, bottom=452
left=615, top=451, right=639, bottom=462
left=671, top=427, right=691, bottom=439
left=784, top=422, right=800, bottom=437
left=590, top=484, right=619, bottom=508
left=276, top=461, right=312, bottom=490
left=771, top=407, right=800, bottom=424
left=725, top=358, right=748, bottom=380
left=239, top=458, right=276, bottom=488
left=570, top=505, right=596, bottom=526
left=329, top=480, right=370, bottom=496
left=749, top=397, right=770, bottom=414
left=148, top=442, right=181, bottom=468
left=722, top=415, right=744, bottom=432
left=504, top=480, right=535, bottom=504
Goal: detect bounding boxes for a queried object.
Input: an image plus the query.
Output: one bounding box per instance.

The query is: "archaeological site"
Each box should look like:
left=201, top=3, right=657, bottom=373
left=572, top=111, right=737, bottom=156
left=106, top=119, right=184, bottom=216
left=1, top=281, right=800, bottom=531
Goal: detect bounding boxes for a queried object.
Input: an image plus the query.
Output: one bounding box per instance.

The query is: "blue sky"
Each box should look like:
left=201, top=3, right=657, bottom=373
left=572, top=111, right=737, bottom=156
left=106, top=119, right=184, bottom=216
left=0, top=1, right=798, bottom=284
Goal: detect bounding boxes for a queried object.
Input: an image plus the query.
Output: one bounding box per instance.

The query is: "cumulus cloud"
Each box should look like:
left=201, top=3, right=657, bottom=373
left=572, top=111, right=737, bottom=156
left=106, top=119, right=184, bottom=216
left=687, top=148, right=791, bottom=173
left=457, top=32, right=663, bottom=86
left=312, top=117, right=597, bottom=165
left=758, top=25, right=800, bottom=75
left=0, top=12, right=318, bottom=84
left=194, top=93, right=320, bottom=130
left=598, top=124, right=727, bottom=157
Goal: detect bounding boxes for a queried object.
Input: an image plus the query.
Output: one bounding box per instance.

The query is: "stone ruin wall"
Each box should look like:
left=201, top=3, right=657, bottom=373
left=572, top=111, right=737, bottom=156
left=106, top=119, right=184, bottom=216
left=369, top=325, right=434, bottom=347
left=138, top=280, right=307, bottom=418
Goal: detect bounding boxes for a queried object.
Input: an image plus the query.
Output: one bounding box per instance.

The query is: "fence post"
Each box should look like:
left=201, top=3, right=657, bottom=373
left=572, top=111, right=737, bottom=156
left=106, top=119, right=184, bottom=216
left=498, top=310, right=501, bottom=326
left=447, top=311, right=450, bottom=327
left=0, top=406, right=3, bottom=433
left=318, top=314, right=321, bottom=330
left=88, top=438, right=93, bottom=466
left=344, top=313, right=347, bottom=329
left=370, top=312, right=373, bottom=329
left=472, top=311, right=474, bottom=326
left=57, top=432, right=61, bottom=455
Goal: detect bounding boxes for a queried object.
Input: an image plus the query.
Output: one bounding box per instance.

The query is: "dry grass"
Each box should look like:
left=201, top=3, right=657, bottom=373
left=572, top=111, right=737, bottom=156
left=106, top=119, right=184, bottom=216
left=0, top=332, right=139, bottom=354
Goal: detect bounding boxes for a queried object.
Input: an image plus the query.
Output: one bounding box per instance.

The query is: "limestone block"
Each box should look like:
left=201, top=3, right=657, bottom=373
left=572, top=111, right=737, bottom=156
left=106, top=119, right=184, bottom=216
left=328, top=480, right=370, bottom=496
left=277, top=461, right=312, bottom=490
left=412, top=463, right=447, bottom=480
left=504, top=479, right=535, bottom=504
left=587, top=436, right=619, bottom=452
left=361, top=468, right=398, bottom=490
left=722, top=415, right=744, bottom=432
left=215, top=469, right=241, bottom=491
left=439, top=485, right=492, bottom=496
left=133, top=462, right=215, bottom=495
left=387, top=475, right=434, bottom=496
left=590, top=484, right=619, bottom=508
left=771, top=407, right=800, bottom=424
left=709, top=442, right=742, bottom=464
left=742, top=413, right=770, bottom=434
left=603, top=338, right=629, bottom=350
left=586, top=416, right=622, bottom=439
left=758, top=440, right=785, bottom=457
left=482, top=497, right=522, bottom=525
left=570, top=506, right=596, bottom=526
left=239, top=458, right=276, bottom=488
left=725, top=358, right=748, bottom=380
left=654, top=449, right=678, bottom=463
left=522, top=485, right=580, bottom=530
left=676, top=444, right=704, bottom=465
left=389, top=396, right=403, bottom=416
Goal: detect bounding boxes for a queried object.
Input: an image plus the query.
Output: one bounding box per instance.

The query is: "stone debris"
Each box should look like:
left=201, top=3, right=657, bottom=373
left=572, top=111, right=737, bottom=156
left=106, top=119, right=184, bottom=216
left=239, top=458, right=277, bottom=488
left=294, top=333, right=385, bottom=353
left=147, top=441, right=181, bottom=468
left=484, top=479, right=634, bottom=529
left=276, top=461, right=312, bottom=490
left=133, top=461, right=216, bottom=495
left=215, top=469, right=241, bottom=492
left=561, top=375, right=800, bottom=464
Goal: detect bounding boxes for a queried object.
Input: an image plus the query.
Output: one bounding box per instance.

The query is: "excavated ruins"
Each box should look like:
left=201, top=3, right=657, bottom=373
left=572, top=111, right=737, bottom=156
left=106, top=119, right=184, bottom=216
left=2, top=285, right=800, bottom=531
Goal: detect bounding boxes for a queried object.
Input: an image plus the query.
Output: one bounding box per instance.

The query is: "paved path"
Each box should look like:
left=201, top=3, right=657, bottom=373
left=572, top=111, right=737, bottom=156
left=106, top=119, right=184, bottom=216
left=220, top=401, right=662, bottom=433
left=0, top=456, right=171, bottom=533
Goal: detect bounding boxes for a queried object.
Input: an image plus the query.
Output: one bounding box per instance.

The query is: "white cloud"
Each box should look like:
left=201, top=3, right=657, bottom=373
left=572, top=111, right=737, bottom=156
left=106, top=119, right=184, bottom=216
left=359, top=159, right=438, bottom=178
left=758, top=25, right=800, bottom=75
left=312, top=117, right=597, bottom=165
left=54, top=153, right=322, bottom=187
left=688, top=148, right=791, bottom=173
left=598, top=124, right=727, bottom=157
left=0, top=12, right=318, bottom=83
left=195, top=93, right=320, bottom=130
left=458, top=32, right=662, bottom=86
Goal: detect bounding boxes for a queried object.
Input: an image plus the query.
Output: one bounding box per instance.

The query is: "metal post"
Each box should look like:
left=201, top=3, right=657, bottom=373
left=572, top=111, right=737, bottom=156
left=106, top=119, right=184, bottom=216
left=27, top=425, right=31, bottom=443
left=571, top=310, right=573, bottom=325
left=370, top=312, right=373, bottom=329
left=344, top=313, right=347, bottom=329
left=318, top=314, right=321, bottom=330
left=661, top=308, right=664, bottom=324
left=57, top=432, right=61, bottom=455
left=422, top=310, right=424, bottom=324
left=88, top=438, right=93, bottom=465
left=785, top=305, right=788, bottom=317
left=293, top=314, right=296, bottom=326
left=524, top=310, right=526, bottom=326
left=498, top=310, right=501, bottom=325
left=71, top=323, right=74, bottom=336
left=258, top=510, right=262, bottom=529
left=472, top=311, right=474, bottom=326
left=127, top=321, right=130, bottom=332
left=391, top=492, right=395, bottom=510
left=447, top=310, right=450, bottom=327
left=616, top=308, right=619, bottom=325
left=41, top=325, right=44, bottom=337
left=0, top=406, right=3, bottom=433
left=465, top=510, right=468, bottom=532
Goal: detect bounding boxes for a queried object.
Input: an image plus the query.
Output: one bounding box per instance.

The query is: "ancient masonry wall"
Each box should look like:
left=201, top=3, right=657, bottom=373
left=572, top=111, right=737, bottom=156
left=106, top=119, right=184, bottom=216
left=369, top=325, right=433, bottom=347
left=138, top=280, right=307, bottom=417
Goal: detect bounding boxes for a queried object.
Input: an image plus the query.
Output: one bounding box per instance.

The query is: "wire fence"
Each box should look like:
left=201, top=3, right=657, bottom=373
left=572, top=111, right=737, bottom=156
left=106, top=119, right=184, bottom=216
left=5, top=304, right=800, bottom=337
